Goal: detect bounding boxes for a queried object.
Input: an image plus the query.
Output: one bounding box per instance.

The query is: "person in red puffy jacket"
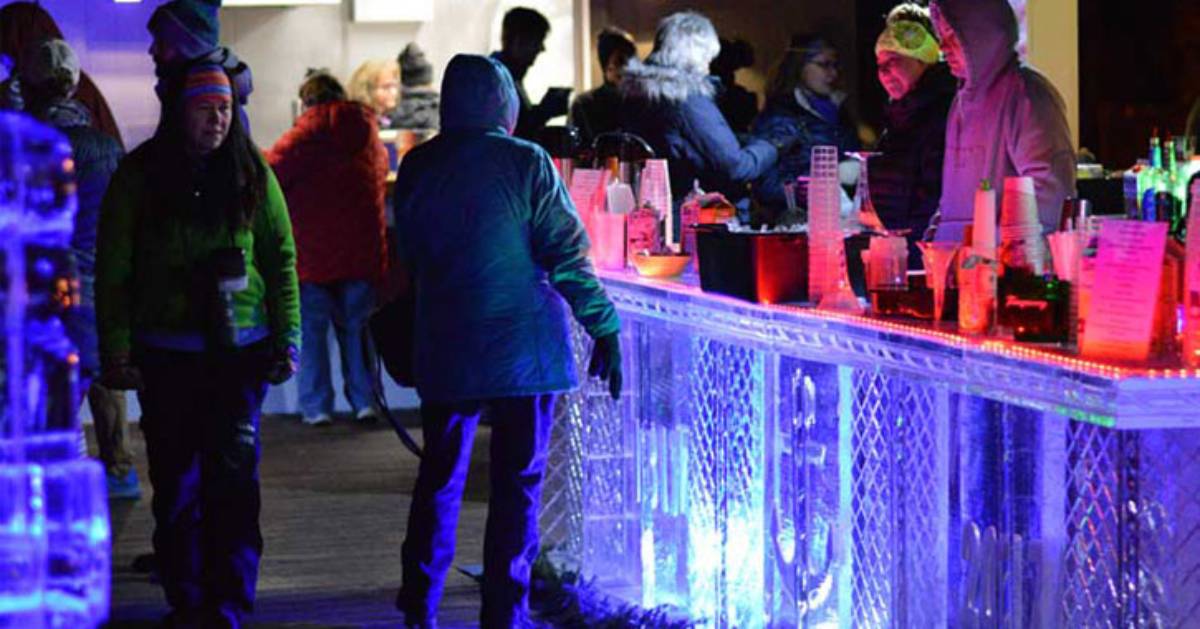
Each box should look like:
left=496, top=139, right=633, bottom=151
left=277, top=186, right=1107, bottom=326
left=267, top=72, right=388, bottom=426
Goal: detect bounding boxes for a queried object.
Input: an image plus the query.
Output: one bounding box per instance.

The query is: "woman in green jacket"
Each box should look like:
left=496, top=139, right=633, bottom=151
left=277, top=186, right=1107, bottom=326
left=95, top=61, right=299, bottom=629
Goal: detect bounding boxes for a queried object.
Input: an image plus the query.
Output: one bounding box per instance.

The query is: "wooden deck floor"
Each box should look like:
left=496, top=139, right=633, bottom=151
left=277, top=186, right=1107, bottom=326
left=105, top=412, right=492, bottom=628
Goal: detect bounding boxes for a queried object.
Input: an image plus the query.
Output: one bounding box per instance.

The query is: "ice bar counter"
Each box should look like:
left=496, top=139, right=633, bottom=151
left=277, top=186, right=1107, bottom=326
left=537, top=270, right=1200, bottom=628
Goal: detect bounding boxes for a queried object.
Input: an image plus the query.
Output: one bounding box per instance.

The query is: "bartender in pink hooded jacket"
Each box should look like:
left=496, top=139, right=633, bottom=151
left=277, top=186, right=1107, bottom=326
left=927, top=0, right=1076, bottom=242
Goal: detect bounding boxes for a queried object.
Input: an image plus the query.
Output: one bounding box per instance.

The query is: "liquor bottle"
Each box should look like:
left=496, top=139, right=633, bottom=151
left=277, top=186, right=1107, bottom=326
left=1164, top=137, right=1187, bottom=239
left=1124, top=162, right=1144, bottom=219
left=627, top=201, right=660, bottom=259
left=1141, top=132, right=1163, bottom=221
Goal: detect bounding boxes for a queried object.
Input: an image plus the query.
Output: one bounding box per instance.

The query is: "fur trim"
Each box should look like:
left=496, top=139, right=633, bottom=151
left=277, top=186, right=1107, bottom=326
left=620, top=58, right=714, bottom=104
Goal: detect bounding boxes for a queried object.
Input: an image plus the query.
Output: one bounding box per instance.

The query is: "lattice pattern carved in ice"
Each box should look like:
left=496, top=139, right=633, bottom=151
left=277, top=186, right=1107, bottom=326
left=539, top=322, right=592, bottom=566
left=1062, top=421, right=1125, bottom=628
left=851, top=368, right=944, bottom=628
left=584, top=322, right=640, bottom=589
left=1133, top=429, right=1200, bottom=627
left=686, top=336, right=765, bottom=628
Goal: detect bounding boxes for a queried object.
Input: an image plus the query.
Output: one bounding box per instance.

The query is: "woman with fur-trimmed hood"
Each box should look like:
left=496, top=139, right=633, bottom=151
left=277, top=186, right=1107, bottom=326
left=620, top=11, right=794, bottom=213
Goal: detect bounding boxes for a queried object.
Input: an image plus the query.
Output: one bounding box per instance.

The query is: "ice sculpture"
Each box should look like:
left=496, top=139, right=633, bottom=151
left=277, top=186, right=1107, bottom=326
left=546, top=271, right=1200, bottom=628
left=0, top=112, right=110, bottom=628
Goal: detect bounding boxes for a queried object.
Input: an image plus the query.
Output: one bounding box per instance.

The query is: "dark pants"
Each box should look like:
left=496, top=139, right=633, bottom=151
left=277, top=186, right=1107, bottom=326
left=136, top=343, right=270, bottom=622
left=398, top=395, right=556, bottom=628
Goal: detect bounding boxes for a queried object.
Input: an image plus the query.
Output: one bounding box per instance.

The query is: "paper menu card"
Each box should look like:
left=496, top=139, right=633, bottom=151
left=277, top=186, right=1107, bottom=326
left=568, top=168, right=609, bottom=236
left=1080, top=219, right=1168, bottom=363
left=568, top=168, right=609, bottom=215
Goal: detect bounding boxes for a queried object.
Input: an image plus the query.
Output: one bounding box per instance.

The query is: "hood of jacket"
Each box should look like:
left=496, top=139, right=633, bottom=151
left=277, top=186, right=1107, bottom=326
left=294, top=100, right=377, bottom=153
left=932, top=0, right=1019, bottom=96
left=0, top=2, right=62, bottom=63
left=439, top=54, right=518, bottom=134
left=620, top=58, right=714, bottom=104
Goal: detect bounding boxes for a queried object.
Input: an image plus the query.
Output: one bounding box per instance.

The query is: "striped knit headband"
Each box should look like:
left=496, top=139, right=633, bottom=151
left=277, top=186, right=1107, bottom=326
left=183, top=63, right=232, bottom=106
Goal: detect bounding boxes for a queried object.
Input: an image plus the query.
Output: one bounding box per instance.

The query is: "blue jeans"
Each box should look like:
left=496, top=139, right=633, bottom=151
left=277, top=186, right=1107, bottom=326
left=398, top=395, right=556, bottom=627
left=299, top=280, right=377, bottom=417
left=135, top=342, right=271, bottom=621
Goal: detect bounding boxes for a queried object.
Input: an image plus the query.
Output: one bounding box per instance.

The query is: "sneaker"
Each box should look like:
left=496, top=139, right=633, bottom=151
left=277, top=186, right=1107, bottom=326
left=355, top=407, right=380, bottom=424
left=106, top=468, right=141, bottom=501
left=302, top=413, right=332, bottom=426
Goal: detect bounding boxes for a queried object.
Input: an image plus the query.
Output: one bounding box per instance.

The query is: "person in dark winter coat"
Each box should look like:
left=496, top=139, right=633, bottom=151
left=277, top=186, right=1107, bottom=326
left=267, top=73, right=388, bottom=426
left=391, top=43, right=439, bottom=130
left=621, top=11, right=789, bottom=215
left=752, top=33, right=861, bottom=213
left=869, top=4, right=956, bottom=266
left=569, top=26, right=636, bottom=145
left=392, top=53, right=621, bottom=628
left=0, top=1, right=124, bottom=147
left=21, top=38, right=142, bottom=498
left=492, top=7, right=570, bottom=141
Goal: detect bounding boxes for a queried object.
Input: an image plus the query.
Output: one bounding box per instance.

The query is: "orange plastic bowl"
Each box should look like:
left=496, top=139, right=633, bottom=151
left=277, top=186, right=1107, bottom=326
left=631, top=252, right=691, bottom=278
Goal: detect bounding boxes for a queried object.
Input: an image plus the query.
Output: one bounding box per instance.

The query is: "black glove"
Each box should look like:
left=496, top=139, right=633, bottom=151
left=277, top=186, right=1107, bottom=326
left=587, top=333, right=622, bottom=401
left=100, top=354, right=143, bottom=391
left=265, top=344, right=299, bottom=385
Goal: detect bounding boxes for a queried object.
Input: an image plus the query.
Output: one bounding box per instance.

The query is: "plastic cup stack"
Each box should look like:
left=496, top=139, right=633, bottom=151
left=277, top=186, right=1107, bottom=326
left=1047, top=231, right=1082, bottom=283
left=807, top=145, right=842, bottom=303
left=998, top=176, right=1047, bottom=274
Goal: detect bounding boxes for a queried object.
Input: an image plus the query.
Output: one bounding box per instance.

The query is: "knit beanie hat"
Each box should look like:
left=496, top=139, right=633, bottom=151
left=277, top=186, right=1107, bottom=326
left=148, top=0, right=221, bottom=62
left=875, top=18, right=940, bottom=65
left=182, top=62, right=232, bottom=106
left=398, top=43, right=433, bottom=87
left=18, top=38, right=80, bottom=98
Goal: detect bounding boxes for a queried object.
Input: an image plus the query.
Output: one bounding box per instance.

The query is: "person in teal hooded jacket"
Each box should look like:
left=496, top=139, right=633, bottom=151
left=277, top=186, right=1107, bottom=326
left=392, top=53, right=621, bottom=628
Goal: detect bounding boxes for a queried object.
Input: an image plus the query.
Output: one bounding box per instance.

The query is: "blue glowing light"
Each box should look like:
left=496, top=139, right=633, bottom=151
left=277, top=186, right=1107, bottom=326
left=0, top=112, right=110, bottom=628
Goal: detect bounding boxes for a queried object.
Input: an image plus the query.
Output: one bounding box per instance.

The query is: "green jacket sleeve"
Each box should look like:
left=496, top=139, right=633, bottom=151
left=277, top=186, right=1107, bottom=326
left=529, top=149, right=621, bottom=340
left=254, top=166, right=302, bottom=352
left=94, top=159, right=138, bottom=361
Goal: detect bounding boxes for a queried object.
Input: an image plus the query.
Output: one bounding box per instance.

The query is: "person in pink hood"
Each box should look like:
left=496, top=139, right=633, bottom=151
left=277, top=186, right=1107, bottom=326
left=928, top=0, right=1075, bottom=242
